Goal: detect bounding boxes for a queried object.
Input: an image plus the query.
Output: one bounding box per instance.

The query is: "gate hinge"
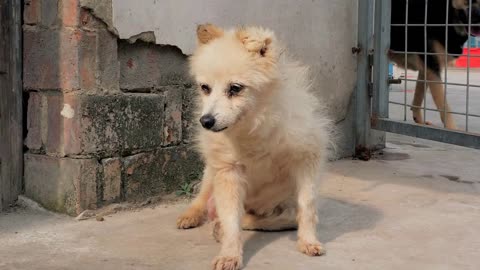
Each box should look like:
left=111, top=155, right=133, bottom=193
left=367, top=50, right=374, bottom=97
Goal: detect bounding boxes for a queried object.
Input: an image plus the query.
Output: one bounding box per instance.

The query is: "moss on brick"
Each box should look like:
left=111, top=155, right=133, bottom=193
left=122, top=146, right=203, bottom=201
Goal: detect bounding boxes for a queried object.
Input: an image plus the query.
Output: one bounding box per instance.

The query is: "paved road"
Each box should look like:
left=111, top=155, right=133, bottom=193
left=389, top=68, right=480, bottom=133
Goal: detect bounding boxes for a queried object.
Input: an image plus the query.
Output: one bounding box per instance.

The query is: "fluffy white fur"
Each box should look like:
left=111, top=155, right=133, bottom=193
left=177, top=24, right=332, bottom=270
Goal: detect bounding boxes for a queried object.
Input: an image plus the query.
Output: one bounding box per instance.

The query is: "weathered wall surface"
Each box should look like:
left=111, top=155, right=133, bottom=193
left=23, top=0, right=202, bottom=216
left=23, top=0, right=359, bottom=215
left=111, top=0, right=359, bottom=156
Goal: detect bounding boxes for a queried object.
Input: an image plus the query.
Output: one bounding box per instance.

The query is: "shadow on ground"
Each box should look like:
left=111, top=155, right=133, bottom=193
left=242, top=197, right=382, bottom=266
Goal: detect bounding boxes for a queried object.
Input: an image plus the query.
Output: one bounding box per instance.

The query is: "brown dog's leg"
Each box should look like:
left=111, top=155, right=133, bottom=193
left=212, top=167, right=246, bottom=270
left=411, top=70, right=429, bottom=125
left=295, top=160, right=326, bottom=257
left=177, top=166, right=214, bottom=229
left=426, top=70, right=457, bottom=129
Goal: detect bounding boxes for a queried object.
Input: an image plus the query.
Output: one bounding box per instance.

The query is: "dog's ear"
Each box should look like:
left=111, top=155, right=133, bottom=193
left=197, top=23, right=224, bottom=45
left=236, top=27, right=275, bottom=57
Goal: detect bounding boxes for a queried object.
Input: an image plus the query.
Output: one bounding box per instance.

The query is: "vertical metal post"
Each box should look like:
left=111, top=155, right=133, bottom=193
left=355, top=0, right=384, bottom=151
left=372, top=0, right=391, bottom=121
left=403, top=0, right=409, bottom=122
left=0, top=0, right=23, bottom=210
left=466, top=0, right=472, bottom=132
left=423, top=0, right=428, bottom=125
left=444, top=0, right=449, bottom=129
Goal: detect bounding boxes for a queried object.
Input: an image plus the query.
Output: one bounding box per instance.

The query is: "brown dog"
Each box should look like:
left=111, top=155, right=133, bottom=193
left=390, top=0, right=480, bottom=129
left=176, top=24, right=332, bottom=270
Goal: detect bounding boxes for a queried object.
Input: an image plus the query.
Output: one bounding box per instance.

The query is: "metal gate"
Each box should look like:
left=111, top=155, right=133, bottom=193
left=355, top=0, right=480, bottom=150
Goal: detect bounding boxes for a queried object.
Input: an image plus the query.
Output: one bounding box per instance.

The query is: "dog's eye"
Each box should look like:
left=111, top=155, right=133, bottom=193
left=200, top=84, right=211, bottom=94
left=229, top=83, right=244, bottom=96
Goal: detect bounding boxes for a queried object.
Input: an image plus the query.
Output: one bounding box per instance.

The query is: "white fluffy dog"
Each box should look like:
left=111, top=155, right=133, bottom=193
left=177, top=24, right=332, bottom=270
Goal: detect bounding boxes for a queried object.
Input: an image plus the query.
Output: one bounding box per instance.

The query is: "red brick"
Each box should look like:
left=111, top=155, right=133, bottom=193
left=24, top=28, right=80, bottom=91
left=24, top=0, right=41, bottom=25
left=59, top=0, right=80, bottom=26
left=23, top=27, right=116, bottom=92
left=97, top=30, right=120, bottom=91
left=25, top=92, right=44, bottom=151
left=24, top=0, right=60, bottom=27
left=162, top=86, right=183, bottom=146
left=78, top=31, right=97, bottom=91
left=44, top=93, right=82, bottom=155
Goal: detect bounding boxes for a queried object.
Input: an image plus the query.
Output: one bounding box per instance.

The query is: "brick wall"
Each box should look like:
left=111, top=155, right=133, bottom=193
left=23, top=0, right=202, bottom=216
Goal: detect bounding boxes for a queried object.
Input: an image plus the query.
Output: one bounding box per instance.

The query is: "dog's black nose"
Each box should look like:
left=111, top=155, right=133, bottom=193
left=200, top=114, right=216, bottom=129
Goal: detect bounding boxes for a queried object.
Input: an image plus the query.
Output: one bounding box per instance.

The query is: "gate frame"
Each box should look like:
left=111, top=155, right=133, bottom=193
left=356, top=0, right=480, bottom=150
left=0, top=0, right=23, bottom=210
left=354, top=0, right=386, bottom=152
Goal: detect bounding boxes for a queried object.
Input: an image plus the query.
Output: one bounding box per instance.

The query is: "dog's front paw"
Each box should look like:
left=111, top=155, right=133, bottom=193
left=212, top=255, right=243, bottom=270
left=298, top=240, right=326, bottom=256
left=176, top=208, right=205, bottom=229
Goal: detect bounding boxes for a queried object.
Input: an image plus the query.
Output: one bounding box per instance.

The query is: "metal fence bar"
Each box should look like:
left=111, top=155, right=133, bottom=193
left=466, top=0, right=473, bottom=132
left=354, top=0, right=378, bottom=149
left=375, top=119, right=480, bottom=149
left=403, top=0, right=409, bottom=122
left=401, top=78, right=480, bottom=88
left=372, top=0, right=391, bottom=119
left=391, top=23, right=480, bottom=26
left=388, top=101, right=480, bottom=118
left=423, top=0, right=428, bottom=126
left=390, top=50, right=480, bottom=58
left=443, top=0, right=449, bottom=128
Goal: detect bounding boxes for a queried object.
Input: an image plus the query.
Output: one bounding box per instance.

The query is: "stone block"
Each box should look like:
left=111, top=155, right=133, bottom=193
left=118, top=41, right=190, bottom=92
left=24, top=92, right=44, bottom=151
left=45, top=93, right=83, bottom=155
left=24, top=92, right=165, bottom=157
left=96, top=30, right=120, bottom=92
left=24, top=0, right=59, bottom=26
left=24, top=154, right=99, bottom=216
left=162, top=86, right=183, bottom=146
left=123, top=146, right=203, bottom=201
left=79, top=94, right=165, bottom=156
left=24, top=28, right=76, bottom=91
left=24, top=0, right=42, bottom=25
left=182, top=86, right=199, bottom=144
left=23, top=27, right=118, bottom=92
left=102, top=158, right=121, bottom=202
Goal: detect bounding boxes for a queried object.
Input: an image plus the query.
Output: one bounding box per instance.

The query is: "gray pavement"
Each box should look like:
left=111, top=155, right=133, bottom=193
left=1, top=134, right=480, bottom=270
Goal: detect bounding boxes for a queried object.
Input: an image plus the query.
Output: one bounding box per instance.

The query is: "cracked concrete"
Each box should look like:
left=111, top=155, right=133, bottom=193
left=1, top=134, right=479, bottom=270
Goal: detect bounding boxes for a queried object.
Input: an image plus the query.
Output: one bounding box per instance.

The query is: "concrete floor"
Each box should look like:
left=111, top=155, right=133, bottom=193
left=1, top=134, right=480, bottom=270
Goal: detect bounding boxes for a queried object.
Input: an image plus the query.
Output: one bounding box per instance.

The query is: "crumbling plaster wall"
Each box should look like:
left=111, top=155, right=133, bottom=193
left=109, top=0, right=360, bottom=156
left=23, top=0, right=359, bottom=215
left=23, top=0, right=202, bottom=216
left=81, top=0, right=360, bottom=155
